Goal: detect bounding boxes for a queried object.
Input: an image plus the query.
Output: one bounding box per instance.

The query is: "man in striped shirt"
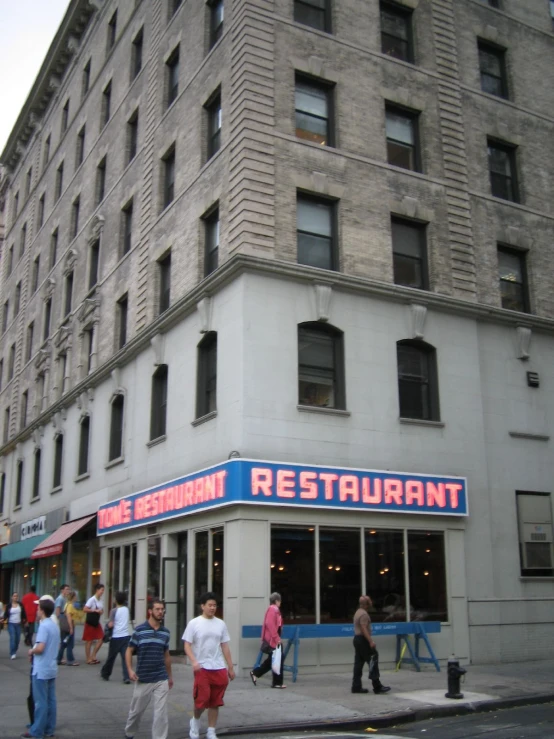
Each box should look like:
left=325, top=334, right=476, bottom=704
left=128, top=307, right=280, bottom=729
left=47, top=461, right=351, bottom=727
left=124, top=600, right=174, bottom=739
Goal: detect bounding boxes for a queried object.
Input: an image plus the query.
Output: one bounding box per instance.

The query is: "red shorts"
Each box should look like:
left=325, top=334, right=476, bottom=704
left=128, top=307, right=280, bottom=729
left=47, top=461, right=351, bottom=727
left=193, top=668, right=229, bottom=709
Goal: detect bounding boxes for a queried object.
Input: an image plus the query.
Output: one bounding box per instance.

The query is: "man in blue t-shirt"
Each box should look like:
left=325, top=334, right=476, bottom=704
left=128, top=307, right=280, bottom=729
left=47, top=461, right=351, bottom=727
left=124, top=599, right=173, bottom=739
left=21, top=596, right=59, bottom=739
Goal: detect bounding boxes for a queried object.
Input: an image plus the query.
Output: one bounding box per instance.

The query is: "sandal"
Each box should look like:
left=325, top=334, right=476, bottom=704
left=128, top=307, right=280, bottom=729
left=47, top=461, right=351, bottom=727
left=249, top=670, right=257, bottom=686
left=67, top=662, right=80, bottom=666
left=91, top=659, right=101, bottom=664
left=59, top=660, right=67, bottom=665
left=271, top=684, right=287, bottom=689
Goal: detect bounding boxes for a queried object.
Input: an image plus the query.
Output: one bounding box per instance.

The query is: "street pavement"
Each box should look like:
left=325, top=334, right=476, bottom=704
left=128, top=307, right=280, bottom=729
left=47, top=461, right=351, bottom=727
left=1, top=626, right=553, bottom=738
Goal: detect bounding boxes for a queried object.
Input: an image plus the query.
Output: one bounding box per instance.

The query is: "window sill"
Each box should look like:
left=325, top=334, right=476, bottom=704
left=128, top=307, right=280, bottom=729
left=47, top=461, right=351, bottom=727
left=399, top=417, right=444, bottom=428
left=509, top=431, right=550, bottom=442
left=13, top=505, right=22, bottom=512
left=75, top=472, right=90, bottom=483
left=105, top=456, right=124, bottom=470
left=51, top=486, right=62, bottom=495
left=30, top=496, right=40, bottom=505
left=192, top=410, right=217, bottom=427
left=147, top=434, right=167, bottom=448
left=297, top=404, right=351, bottom=417
left=519, top=576, right=554, bottom=581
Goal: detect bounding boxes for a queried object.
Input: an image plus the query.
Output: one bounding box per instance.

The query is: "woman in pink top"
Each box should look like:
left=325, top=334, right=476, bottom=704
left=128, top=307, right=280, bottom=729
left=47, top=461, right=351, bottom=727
left=250, top=592, right=285, bottom=688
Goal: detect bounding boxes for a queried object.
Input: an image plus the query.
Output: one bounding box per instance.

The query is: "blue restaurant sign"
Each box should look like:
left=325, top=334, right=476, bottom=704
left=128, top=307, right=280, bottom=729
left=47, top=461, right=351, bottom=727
left=98, top=459, right=468, bottom=535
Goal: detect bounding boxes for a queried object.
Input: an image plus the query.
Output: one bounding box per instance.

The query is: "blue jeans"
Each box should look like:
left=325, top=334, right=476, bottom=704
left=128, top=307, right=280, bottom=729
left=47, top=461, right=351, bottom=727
left=30, top=676, right=56, bottom=738
left=100, top=635, right=130, bottom=680
left=8, top=622, right=21, bottom=656
left=57, top=632, right=75, bottom=663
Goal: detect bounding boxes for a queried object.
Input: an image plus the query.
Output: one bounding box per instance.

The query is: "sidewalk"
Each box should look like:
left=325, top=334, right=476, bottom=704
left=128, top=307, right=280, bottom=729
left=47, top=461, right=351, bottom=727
left=1, top=628, right=553, bottom=738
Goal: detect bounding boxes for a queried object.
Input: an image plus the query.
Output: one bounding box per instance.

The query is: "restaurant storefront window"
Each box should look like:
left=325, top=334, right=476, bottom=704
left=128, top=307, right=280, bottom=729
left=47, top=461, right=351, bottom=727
left=146, top=536, right=161, bottom=616
left=408, top=530, right=447, bottom=622
left=271, top=526, right=315, bottom=624
left=320, top=527, right=361, bottom=623
left=365, top=529, right=406, bottom=622
left=194, top=528, right=224, bottom=617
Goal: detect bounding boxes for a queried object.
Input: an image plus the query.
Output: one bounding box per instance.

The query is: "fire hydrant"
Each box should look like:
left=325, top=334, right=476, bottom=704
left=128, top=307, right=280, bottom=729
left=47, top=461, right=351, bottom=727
left=445, top=656, right=467, bottom=699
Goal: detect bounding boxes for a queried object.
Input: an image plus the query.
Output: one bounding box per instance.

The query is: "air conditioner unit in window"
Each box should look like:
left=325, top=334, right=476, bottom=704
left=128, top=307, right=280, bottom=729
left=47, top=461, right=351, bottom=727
left=521, top=523, right=553, bottom=569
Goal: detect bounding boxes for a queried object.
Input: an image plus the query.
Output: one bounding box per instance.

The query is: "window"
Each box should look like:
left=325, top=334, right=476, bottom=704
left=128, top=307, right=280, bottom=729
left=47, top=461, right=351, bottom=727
left=53, top=434, right=64, bottom=489
left=478, top=41, right=507, bottom=98
left=89, top=240, right=100, bottom=291
left=64, top=271, right=74, bottom=316
left=2, top=301, right=9, bottom=333
left=386, top=105, right=420, bottom=171
left=14, top=282, right=21, bottom=316
left=78, top=415, right=91, bottom=476
left=43, top=298, right=52, bottom=341
left=7, top=245, right=14, bottom=275
left=150, top=364, right=168, bottom=440
left=61, top=99, right=70, bottom=133
left=320, top=527, right=361, bottom=622
left=26, top=322, right=34, bottom=362
left=20, top=223, right=27, bottom=257
left=12, top=191, right=19, bottom=220
left=107, top=9, right=118, bottom=52
left=294, top=0, right=331, bottom=32
left=109, top=394, right=125, bottom=461
left=85, top=327, right=94, bottom=373
left=488, top=139, right=518, bottom=202
left=126, top=110, right=139, bottom=164
left=32, top=256, right=40, bottom=293
left=43, top=135, right=51, bottom=171
left=209, top=0, right=224, bottom=47
left=162, top=146, right=176, bottom=209
left=408, top=531, right=447, bottom=621
left=380, top=2, right=413, bottom=63
left=297, top=194, right=337, bottom=271
left=158, top=252, right=171, bottom=313
left=271, top=526, right=315, bottom=623
left=170, top=0, right=182, bottom=17
left=365, top=529, right=406, bottom=622
left=55, top=161, right=64, bottom=201
left=0, top=473, right=5, bottom=515
left=82, top=59, right=91, bottom=99
left=480, top=0, right=500, bottom=6
left=391, top=217, right=428, bottom=289
left=71, top=196, right=80, bottom=239
left=76, top=125, right=86, bottom=167
left=397, top=339, right=439, bottom=421
left=38, top=194, right=45, bottom=228
left=498, top=247, right=528, bottom=312
left=96, top=157, right=107, bottom=204
left=8, top=344, right=16, bottom=380
left=0, top=360, right=2, bottom=391
left=3, top=407, right=10, bottom=444
left=196, top=332, right=217, bottom=418
left=166, top=46, right=180, bottom=108
left=15, top=460, right=23, bottom=507
left=59, top=353, right=68, bottom=396
left=116, top=293, right=128, bottom=349
left=131, top=27, right=143, bottom=80
left=121, top=199, right=133, bottom=256
left=516, top=492, right=553, bottom=577
left=20, top=391, right=28, bottom=430
left=298, top=322, right=345, bottom=409
left=32, top=448, right=41, bottom=499
left=206, top=92, right=222, bottom=159
left=50, top=229, right=58, bottom=270
left=295, top=76, right=333, bottom=146
left=101, top=81, right=112, bottom=129
left=204, top=208, right=219, bottom=276
left=25, top=168, right=32, bottom=198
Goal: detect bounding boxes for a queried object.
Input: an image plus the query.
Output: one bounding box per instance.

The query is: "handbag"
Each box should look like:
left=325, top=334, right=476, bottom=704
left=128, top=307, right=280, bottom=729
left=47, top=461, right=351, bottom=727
left=260, top=639, right=272, bottom=654
left=85, top=611, right=100, bottom=628
left=271, top=644, right=282, bottom=675
left=59, top=607, right=70, bottom=633
left=102, top=624, right=113, bottom=643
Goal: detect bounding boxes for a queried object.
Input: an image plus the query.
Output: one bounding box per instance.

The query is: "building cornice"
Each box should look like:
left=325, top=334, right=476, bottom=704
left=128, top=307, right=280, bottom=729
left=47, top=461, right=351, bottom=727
left=1, top=254, right=553, bottom=456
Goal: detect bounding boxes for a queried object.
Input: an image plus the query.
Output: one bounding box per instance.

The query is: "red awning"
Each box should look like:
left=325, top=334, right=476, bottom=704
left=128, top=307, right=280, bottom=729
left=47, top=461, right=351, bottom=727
left=31, top=514, right=96, bottom=559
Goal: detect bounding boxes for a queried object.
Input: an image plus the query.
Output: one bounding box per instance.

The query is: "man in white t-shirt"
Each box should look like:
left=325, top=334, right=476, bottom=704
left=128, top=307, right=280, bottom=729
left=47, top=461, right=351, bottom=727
left=183, top=591, right=235, bottom=739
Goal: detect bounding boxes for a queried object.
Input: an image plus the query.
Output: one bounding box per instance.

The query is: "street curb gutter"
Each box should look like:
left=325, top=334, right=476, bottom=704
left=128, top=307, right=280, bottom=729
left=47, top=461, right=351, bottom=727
left=218, top=691, right=554, bottom=736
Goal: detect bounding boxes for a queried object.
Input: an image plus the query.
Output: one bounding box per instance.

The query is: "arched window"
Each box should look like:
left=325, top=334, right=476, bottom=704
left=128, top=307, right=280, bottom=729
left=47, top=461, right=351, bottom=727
left=109, top=394, right=125, bottom=461
left=150, top=364, right=168, bottom=440
left=298, top=322, right=345, bottom=409
left=396, top=340, right=439, bottom=421
left=196, top=332, right=217, bottom=419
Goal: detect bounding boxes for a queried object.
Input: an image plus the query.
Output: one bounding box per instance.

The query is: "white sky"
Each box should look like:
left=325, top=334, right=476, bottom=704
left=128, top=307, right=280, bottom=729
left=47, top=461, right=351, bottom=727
left=0, top=0, right=71, bottom=155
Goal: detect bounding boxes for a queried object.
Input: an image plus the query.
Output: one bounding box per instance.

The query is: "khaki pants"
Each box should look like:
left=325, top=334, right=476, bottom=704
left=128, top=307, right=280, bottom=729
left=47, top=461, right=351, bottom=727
left=125, top=680, right=169, bottom=739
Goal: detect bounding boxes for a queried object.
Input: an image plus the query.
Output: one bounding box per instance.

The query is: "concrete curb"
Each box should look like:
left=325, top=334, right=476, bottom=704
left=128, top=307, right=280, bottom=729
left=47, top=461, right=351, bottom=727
left=218, top=691, right=554, bottom=736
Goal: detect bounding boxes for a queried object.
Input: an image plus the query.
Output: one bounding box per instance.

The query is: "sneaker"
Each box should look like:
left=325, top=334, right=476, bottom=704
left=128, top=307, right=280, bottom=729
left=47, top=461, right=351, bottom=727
left=351, top=687, right=369, bottom=693
left=207, top=730, right=217, bottom=739
left=189, top=718, right=200, bottom=739
left=11, top=654, right=16, bottom=660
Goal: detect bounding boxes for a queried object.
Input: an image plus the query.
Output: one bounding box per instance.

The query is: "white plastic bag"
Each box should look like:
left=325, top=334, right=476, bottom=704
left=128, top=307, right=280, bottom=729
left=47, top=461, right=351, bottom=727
left=271, top=644, right=282, bottom=675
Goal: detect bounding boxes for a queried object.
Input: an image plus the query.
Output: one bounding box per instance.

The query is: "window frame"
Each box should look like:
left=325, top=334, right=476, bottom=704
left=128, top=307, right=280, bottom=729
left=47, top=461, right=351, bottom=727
left=43, top=298, right=52, bottom=341
left=116, top=293, right=128, bottom=349
left=150, top=364, right=169, bottom=441
left=396, top=339, right=440, bottom=422
left=89, top=239, right=100, bottom=291
left=516, top=491, right=554, bottom=577
left=487, top=138, right=519, bottom=202
left=82, top=59, right=91, bottom=100
left=166, top=46, right=180, bottom=108
left=391, top=216, right=428, bottom=290
left=127, top=109, right=139, bottom=164
left=101, top=81, right=112, bottom=130
left=76, top=125, right=86, bottom=168
left=26, top=322, right=34, bottom=363
left=121, top=199, right=133, bottom=256
left=205, top=90, right=222, bottom=160
left=294, top=0, right=332, bottom=33
left=38, top=194, right=45, bottom=228
left=497, top=245, right=529, bottom=313
left=298, top=321, right=346, bottom=410
left=55, top=161, right=64, bottom=201
left=209, top=0, right=224, bottom=48
left=15, top=459, right=24, bottom=508
left=107, top=9, right=118, bottom=53
left=385, top=103, right=421, bottom=172
left=61, top=99, right=70, bottom=134
left=53, top=433, right=64, bottom=489
left=296, top=192, right=339, bottom=272
left=71, top=195, right=80, bottom=240
left=109, top=393, right=125, bottom=461
left=478, top=39, right=508, bottom=99
left=196, top=331, right=217, bottom=419
left=96, top=156, right=107, bottom=204
left=295, top=74, right=334, bottom=147
left=77, top=415, right=91, bottom=477
left=64, top=270, right=74, bottom=317
left=32, top=447, right=41, bottom=500
left=204, top=207, right=220, bottom=277
left=32, top=256, right=40, bottom=293
left=158, top=252, right=172, bottom=314
left=380, top=1, right=414, bottom=64
left=162, top=146, right=176, bottom=210
left=131, top=27, right=144, bottom=81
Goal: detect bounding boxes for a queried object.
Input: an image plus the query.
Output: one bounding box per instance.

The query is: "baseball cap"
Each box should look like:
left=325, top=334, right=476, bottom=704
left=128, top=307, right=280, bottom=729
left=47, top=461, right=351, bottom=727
left=34, top=594, right=55, bottom=605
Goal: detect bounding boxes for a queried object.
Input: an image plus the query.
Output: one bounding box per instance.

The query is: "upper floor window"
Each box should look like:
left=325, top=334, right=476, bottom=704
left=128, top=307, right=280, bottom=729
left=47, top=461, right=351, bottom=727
left=391, top=216, right=431, bottom=290
left=82, top=59, right=91, bottom=99
left=53, top=433, right=64, bottom=489
left=206, top=91, right=222, bottom=159
left=32, top=448, right=41, bottom=500
left=209, top=0, right=224, bottom=48
left=127, top=109, right=139, bottom=164
left=150, top=364, right=168, bottom=440
left=121, top=199, right=133, bottom=256
left=26, top=322, right=34, bottom=362
left=76, top=125, right=86, bottom=168
left=71, top=196, right=80, bottom=240
left=380, top=2, right=413, bottom=63
left=50, top=229, right=59, bottom=270
left=498, top=246, right=528, bottom=312
left=7, top=245, right=14, bottom=276
left=196, top=332, right=217, bottom=418
left=204, top=207, right=220, bottom=277
left=61, top=99, right=70, bottom=134
left=19, top=222, right=27, bottom=258
left=298, top=322, right=345, bottom=409
left=479, top=0, right=500, bottom=6
left=162, top=146, right=176, bottom=209
left=131, top=27, right=144, bottom=80
left=96, top=156, right=107, bottom=204
left=107, top=9, right=118, bottom=53
left=32, top=256, right=40, bottom=293
left=8, top=344, right=16, bottom=381
left=478, top=40, right=508, bottom=98
left=487, top=139, right=518, bottom=202
left=55, top=161, right=64, bottom=201
left=170, top=0, right=183, bottom=18
left=12, top=191, right=19, bottom=221
left=14, top=282, right=21, bottom=316
left=516, top=492, right=553, bottom=577
left=2, top=301, right=9, bottom=334
left=297, top=194, right=337, bottom=271
left=0, top=360, right=3, bottom=391
left=116, top=293, right=128, bottom=349
left=101, top=81, right=112, bottom=129
left=109, top=394, right=125, bottom=461
left=89, top=240, right=100, bottom=291
left=64, top=271, right=74, bottom=317
left=3, top=407, right=10, bottom=444
left=20, top=391, right=28, bottom=430
left=166, top=46, right=180, bottom=108
left=15, top=459, right=23, bottom=508
left=385, top=105, right=420, bottom=172
left=0, top=472, right=5, bottom=516
left=43, top=135, right=51, bottom=171
left=38, top=194, right=45, bottom=228
left=158, top=252, right=171, bottom=314
left=25, top=168, right=33, bottom=199
left=43, top=298, right=52, bottom=341
left=396, top=339, right=439, bottom=421
left=78, top=415, right=91, bottom=476
left=295, top=76, right=333, bottom=146
left=294, top=0, right=331, bottom=33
